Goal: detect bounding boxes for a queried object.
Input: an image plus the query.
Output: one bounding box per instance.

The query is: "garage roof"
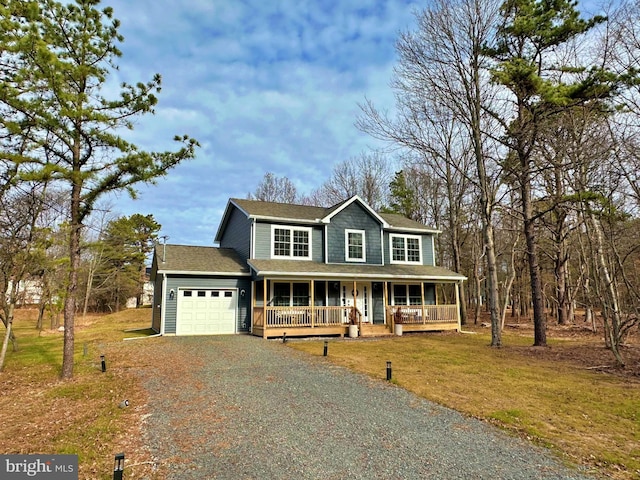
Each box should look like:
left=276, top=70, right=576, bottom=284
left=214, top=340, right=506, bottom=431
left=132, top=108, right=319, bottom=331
left=152, top=244, right=250, bottom=278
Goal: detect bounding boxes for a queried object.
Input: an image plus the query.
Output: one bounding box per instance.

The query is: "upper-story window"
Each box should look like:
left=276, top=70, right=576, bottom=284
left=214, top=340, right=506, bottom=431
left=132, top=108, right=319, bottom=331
left=390, top=234, right=422, bottom=264
left=345, top=229, right=366, bottom=262
left=272, top=226, right=312, bottom=260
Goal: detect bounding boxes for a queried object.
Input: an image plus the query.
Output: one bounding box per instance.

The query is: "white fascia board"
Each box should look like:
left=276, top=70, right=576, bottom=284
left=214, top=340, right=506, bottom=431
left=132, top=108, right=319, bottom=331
left=322, top=195, right=389, bottom=227
left=249, top=214, right=320, bottom=225
left=385, top=226, right=442, bottom=235
left=156, top=269, right=251, bottom=276
left=249, top=269, right=466, bottom=281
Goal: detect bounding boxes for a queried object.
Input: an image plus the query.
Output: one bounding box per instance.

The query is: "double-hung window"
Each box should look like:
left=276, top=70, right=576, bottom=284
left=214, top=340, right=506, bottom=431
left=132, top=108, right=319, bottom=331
left=345, top=229, right=366, bottom=262
left=390, top=234, right=422, bottom=264
left=272, top=226, right=312, bottom=260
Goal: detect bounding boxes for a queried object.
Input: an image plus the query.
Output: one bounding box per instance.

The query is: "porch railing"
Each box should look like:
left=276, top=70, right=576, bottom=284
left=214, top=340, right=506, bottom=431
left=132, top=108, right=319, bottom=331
left=254, top=305, right=458, bottom=329
left=387, top=305, right=458, bottom=324
left=263, top=306, right=353, bottom=328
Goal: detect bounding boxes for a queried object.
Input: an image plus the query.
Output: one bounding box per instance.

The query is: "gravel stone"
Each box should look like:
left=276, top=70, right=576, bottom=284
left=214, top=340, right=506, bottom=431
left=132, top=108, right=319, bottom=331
left=139, top=335, right=598, bottom=479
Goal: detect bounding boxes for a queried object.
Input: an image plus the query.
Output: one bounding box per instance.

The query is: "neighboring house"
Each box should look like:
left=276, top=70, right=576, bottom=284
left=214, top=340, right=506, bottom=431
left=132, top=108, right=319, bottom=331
left=150, top=196, right=466, bottom=338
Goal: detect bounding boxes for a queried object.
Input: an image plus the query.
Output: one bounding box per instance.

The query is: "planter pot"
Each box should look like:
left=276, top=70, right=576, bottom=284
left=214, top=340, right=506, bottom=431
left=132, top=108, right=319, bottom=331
left=394, top=324, right=403, bottom=336
left=348, top=324, right=358, bottom=338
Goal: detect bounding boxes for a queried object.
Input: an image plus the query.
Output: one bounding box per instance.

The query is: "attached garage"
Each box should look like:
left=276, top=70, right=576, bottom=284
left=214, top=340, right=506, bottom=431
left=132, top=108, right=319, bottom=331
left=176, top=288, right=237, bottom=335
left=150, top=245, right=252, bottom=336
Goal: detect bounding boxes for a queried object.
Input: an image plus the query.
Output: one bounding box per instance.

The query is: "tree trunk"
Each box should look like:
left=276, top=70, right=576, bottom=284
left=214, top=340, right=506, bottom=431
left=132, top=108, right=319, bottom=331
left=62, top=171, right=83, bottom=379
left=0, top=302, right=17, bottom=372
left=522, top=168, right=547, bottom=346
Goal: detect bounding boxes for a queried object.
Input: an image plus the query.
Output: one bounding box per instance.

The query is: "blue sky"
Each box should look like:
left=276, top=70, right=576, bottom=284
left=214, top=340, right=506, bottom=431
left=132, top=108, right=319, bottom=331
left=104, top=0, right=420, bottom=246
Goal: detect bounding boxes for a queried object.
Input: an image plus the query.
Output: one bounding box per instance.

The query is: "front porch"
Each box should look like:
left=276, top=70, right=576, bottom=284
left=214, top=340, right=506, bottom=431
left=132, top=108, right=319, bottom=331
left=251, top=283, right=461, bottom=339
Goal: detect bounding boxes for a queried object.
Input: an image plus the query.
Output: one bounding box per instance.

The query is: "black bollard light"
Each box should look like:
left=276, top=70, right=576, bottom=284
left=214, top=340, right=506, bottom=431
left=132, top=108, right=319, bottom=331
left=386, top=361, right=392, bottom=381
left=101, top=355, right=106, bottom=372
left=323, top=341, right=328, bottom=357
left=282, top=332, right=287, bottom=343
left=113, top=453, right=124, bottom=480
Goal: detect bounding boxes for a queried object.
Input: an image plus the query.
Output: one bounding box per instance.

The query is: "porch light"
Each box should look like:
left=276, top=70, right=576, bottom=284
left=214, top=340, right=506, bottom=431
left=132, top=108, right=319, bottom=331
left=169, top=289, right=175, bottom=300
left=113, top=453, right=124, bottom=480
left=240, top=289, right=246, bottom=297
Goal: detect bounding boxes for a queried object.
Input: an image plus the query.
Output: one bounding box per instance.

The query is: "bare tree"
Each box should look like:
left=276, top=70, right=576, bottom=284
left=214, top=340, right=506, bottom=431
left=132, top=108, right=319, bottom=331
left=249, top=172, right=298, bottom=204
left=358, top=0, right=504, bottom=344
left=308, top=152, right=392, bottom=209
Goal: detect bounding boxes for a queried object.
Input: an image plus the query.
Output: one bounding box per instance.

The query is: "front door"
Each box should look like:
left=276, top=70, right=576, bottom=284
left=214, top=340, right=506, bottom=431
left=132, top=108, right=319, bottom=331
left=341, top=282, right=371, bottom=323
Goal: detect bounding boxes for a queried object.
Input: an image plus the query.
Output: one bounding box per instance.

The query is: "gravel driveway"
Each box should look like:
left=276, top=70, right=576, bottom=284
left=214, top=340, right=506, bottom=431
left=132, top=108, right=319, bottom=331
left=139, top=335, right=596, bottom=479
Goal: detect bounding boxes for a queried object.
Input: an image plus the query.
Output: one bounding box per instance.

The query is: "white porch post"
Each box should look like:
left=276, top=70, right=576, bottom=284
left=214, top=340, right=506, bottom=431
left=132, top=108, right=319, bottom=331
left=420, top=282, right=425, bottom=324
left=263, top=278, right=267, bottom=339
left=310, top=279, right=315, bottom=328
left=455, top=281, right=462, bottom=331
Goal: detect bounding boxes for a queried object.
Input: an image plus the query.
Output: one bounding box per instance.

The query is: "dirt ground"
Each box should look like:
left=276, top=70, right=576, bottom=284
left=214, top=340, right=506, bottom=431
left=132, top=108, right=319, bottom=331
left=466, top=313, right=640, bottom=379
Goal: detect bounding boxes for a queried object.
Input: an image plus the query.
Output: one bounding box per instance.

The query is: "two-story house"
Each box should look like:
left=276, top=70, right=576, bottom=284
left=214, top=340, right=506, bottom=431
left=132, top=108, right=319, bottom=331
left=150, top=196, right=466, bottom=338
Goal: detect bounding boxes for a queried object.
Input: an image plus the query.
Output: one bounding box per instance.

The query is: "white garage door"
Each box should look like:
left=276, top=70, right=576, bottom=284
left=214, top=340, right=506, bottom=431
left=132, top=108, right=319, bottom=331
left=176, top=289, right=237, bottom=335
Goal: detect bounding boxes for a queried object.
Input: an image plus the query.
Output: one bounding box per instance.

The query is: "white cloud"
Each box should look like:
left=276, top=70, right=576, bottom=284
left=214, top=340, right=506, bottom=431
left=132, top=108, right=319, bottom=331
left=105, top=0, right=418, bottom=245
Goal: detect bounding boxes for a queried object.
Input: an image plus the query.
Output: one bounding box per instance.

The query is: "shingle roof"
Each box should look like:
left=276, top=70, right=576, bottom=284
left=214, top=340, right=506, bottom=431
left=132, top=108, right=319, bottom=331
left=229, top=197, right=438, bottom=232
left=248, top=259, right=466, bottom=281
left=153, top=244, right=250, bottom=276
left=231, top=198, right=329, bottom=221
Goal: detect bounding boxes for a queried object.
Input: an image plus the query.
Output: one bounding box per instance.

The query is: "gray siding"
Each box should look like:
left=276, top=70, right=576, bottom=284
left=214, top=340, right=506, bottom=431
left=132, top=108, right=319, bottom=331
left=254, top=222, right=323, bottom=262
left=219, top=207, right=251, bottom=260
left=327, top=202, right=382, bottom=264
left=163, top=275, right=251, bottom=334
left=383, top=232, right=435, bottom=266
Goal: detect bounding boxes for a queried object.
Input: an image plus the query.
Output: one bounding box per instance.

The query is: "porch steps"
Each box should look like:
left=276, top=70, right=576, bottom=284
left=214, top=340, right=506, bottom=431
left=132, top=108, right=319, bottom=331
left=359, top=324, right=394, bottom=337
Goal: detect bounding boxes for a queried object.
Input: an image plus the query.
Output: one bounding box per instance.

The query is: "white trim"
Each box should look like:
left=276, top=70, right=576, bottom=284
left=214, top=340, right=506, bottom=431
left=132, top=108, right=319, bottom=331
left=270, top=225, right=313, bottom=260
left=389, top=234, right=423, bottom=265
left=431, top=235, right=436, bottom=266
left=160, top=273, right=167, bottom=335
left=156, top=270, right=251, bottom=276
left=345, top=229, right=366, bottom=262
left=322, top=195, right=389, bottom=227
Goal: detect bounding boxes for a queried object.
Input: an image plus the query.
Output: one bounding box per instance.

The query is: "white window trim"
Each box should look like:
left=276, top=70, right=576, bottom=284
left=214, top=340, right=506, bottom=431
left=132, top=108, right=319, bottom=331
left=345, top=229, right=366, bottom=262
left=271, top=225, right=313, bottom=260
left=389, top=234, right=422, bottom=264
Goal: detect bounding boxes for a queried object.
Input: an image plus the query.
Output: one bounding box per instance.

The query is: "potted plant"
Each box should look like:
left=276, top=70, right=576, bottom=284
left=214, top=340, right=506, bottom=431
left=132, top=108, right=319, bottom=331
left=394, top=308, right=403, bottom=336
left=348, top=307, right=359, bottom=338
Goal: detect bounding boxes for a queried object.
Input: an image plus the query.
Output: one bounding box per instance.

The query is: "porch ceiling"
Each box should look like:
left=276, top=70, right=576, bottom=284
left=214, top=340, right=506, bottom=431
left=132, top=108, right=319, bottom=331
left=247, top=259, right=466, bottom=281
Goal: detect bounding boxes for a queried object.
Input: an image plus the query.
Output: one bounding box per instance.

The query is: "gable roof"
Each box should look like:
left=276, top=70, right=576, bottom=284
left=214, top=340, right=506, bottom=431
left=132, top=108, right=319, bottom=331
left=320, top=195, right=389, bottom=227
left=231, top=198, right=328, bottom=222
left=215, top=196, right=439, bottom=242
left=151, top=244, right=250, bottom=279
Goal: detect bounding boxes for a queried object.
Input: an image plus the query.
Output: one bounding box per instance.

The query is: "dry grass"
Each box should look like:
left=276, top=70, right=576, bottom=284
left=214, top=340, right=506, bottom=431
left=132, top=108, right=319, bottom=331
left=2, top=309, right=639, bottom=479
left=0, top=308, right=156, bottom=480
left=287, top=331, right=640, bottom=479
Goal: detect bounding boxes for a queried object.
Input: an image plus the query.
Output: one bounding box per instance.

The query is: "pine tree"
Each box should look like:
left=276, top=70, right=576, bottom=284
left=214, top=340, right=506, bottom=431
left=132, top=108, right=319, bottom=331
left=0, top=0, right=198, bottom=378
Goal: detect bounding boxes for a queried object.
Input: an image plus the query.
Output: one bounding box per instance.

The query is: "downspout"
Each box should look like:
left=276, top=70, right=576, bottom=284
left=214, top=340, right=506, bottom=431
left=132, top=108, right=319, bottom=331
left=160, top=273, right=167, bottom=335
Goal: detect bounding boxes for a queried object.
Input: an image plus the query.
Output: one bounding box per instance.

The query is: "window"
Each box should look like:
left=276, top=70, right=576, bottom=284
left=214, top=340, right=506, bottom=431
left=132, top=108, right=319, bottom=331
left=271, top=282, right=310, bottom=306
left=392, top=284, right=422, bottom=305
left=272, top=226, right=312, bottom=260
left=345, top=229, right=366, bottom=262
left=389, top=234, right=422, bottom=264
